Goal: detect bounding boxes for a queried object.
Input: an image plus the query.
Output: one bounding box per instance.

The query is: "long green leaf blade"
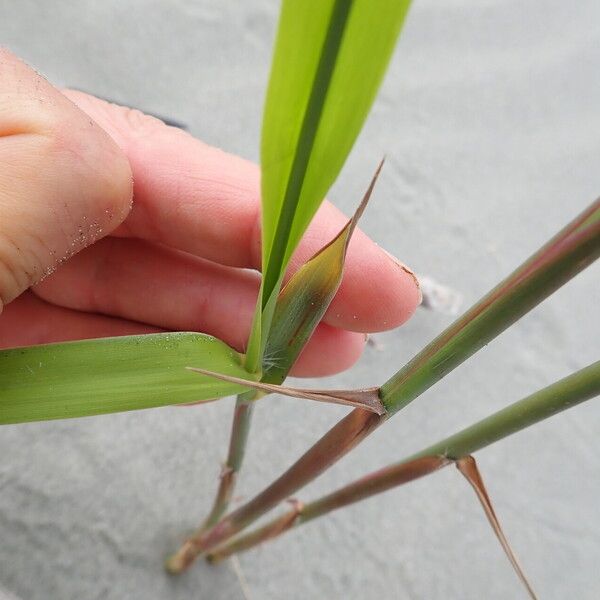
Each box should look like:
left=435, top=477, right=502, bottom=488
left=0, top=332, right=253, bottom=424
left=256, top=0, right=412, bottom=355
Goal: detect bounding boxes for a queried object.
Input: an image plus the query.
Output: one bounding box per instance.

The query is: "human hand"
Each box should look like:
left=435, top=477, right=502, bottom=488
left=0, top=50, right=421, bottom=377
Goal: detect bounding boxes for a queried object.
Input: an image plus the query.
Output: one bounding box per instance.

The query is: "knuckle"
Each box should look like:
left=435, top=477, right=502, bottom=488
left=0, top=230, right=34, bottom=309
left=49, top=113, right=133, bottom=224
left=120, top=105, right=166, bottom=139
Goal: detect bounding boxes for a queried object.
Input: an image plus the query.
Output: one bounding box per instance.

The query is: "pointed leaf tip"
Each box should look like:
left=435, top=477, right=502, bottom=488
left=456, top=456, right=538, bottom=600
left=345, top=157, right=385, bottom=245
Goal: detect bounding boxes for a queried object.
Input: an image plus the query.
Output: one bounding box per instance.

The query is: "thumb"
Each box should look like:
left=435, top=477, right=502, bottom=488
left=0, top=49, right=132, bottom=313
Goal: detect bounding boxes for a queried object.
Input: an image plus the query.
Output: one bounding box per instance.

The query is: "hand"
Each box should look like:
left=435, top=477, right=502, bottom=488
left=0, top=50, right=421, bottom=377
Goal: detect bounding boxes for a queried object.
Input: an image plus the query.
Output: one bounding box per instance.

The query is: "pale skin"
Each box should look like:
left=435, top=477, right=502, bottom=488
left=0, top=49, right=421, bottom=378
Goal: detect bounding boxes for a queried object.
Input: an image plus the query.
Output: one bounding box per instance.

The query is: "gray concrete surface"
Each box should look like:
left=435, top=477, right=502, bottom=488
left=1, top=1, right=599, bottom=599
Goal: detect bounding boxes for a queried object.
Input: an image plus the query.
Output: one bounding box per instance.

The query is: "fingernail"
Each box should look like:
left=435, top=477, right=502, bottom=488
left=381, top=248, right=422, bottom=305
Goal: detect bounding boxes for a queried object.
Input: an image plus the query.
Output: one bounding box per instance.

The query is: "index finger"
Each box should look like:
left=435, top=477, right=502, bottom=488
left=63, top=90, right=421, bottom=332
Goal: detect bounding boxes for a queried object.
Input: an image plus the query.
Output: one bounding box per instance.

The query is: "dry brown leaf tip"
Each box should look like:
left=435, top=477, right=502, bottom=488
left=456, top=456, right=538, bottom=600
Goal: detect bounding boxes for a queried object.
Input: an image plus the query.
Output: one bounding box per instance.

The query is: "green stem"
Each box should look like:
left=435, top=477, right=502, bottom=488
left=198, top=396, right=254, bottom=529
left=379, top=197, right=600, bottom=412
left=165, top=199, right=600, bottom=573
left=166, top=410, right=381, bottom=573
left=311, top=359, right=600, bottom=517
left=208, top=361, right=600, bottom=559
left=195, top=111, right=381, bottom=559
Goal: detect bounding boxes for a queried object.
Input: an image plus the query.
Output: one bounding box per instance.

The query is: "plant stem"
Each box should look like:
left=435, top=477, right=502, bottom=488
left=196, top=161, right=383, bottom=535
left=208, top=360, right=600, bottom=560
left=166, top=198, right=600, bottom=572
left=198, top=397, right=254, bottom=529
left=379, top=197, right=600, bottom=413
left=195, top=164, right=384, bottom=539
left=166, top=410, right=381, bottom=573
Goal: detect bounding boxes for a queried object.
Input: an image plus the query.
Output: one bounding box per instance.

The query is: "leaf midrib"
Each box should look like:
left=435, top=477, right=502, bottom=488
left=261, top=0, right=354, bottom=309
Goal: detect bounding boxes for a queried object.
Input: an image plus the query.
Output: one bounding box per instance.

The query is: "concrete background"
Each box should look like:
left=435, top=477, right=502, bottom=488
left=1, top=1, right=599, bottom=598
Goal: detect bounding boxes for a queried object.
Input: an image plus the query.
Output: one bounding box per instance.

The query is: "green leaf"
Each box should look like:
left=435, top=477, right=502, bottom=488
left=0, top=332, right=254, bottom=424
left=251, top=0, right=412, bottom=363
left=263, top=161, right=383, bottom=384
